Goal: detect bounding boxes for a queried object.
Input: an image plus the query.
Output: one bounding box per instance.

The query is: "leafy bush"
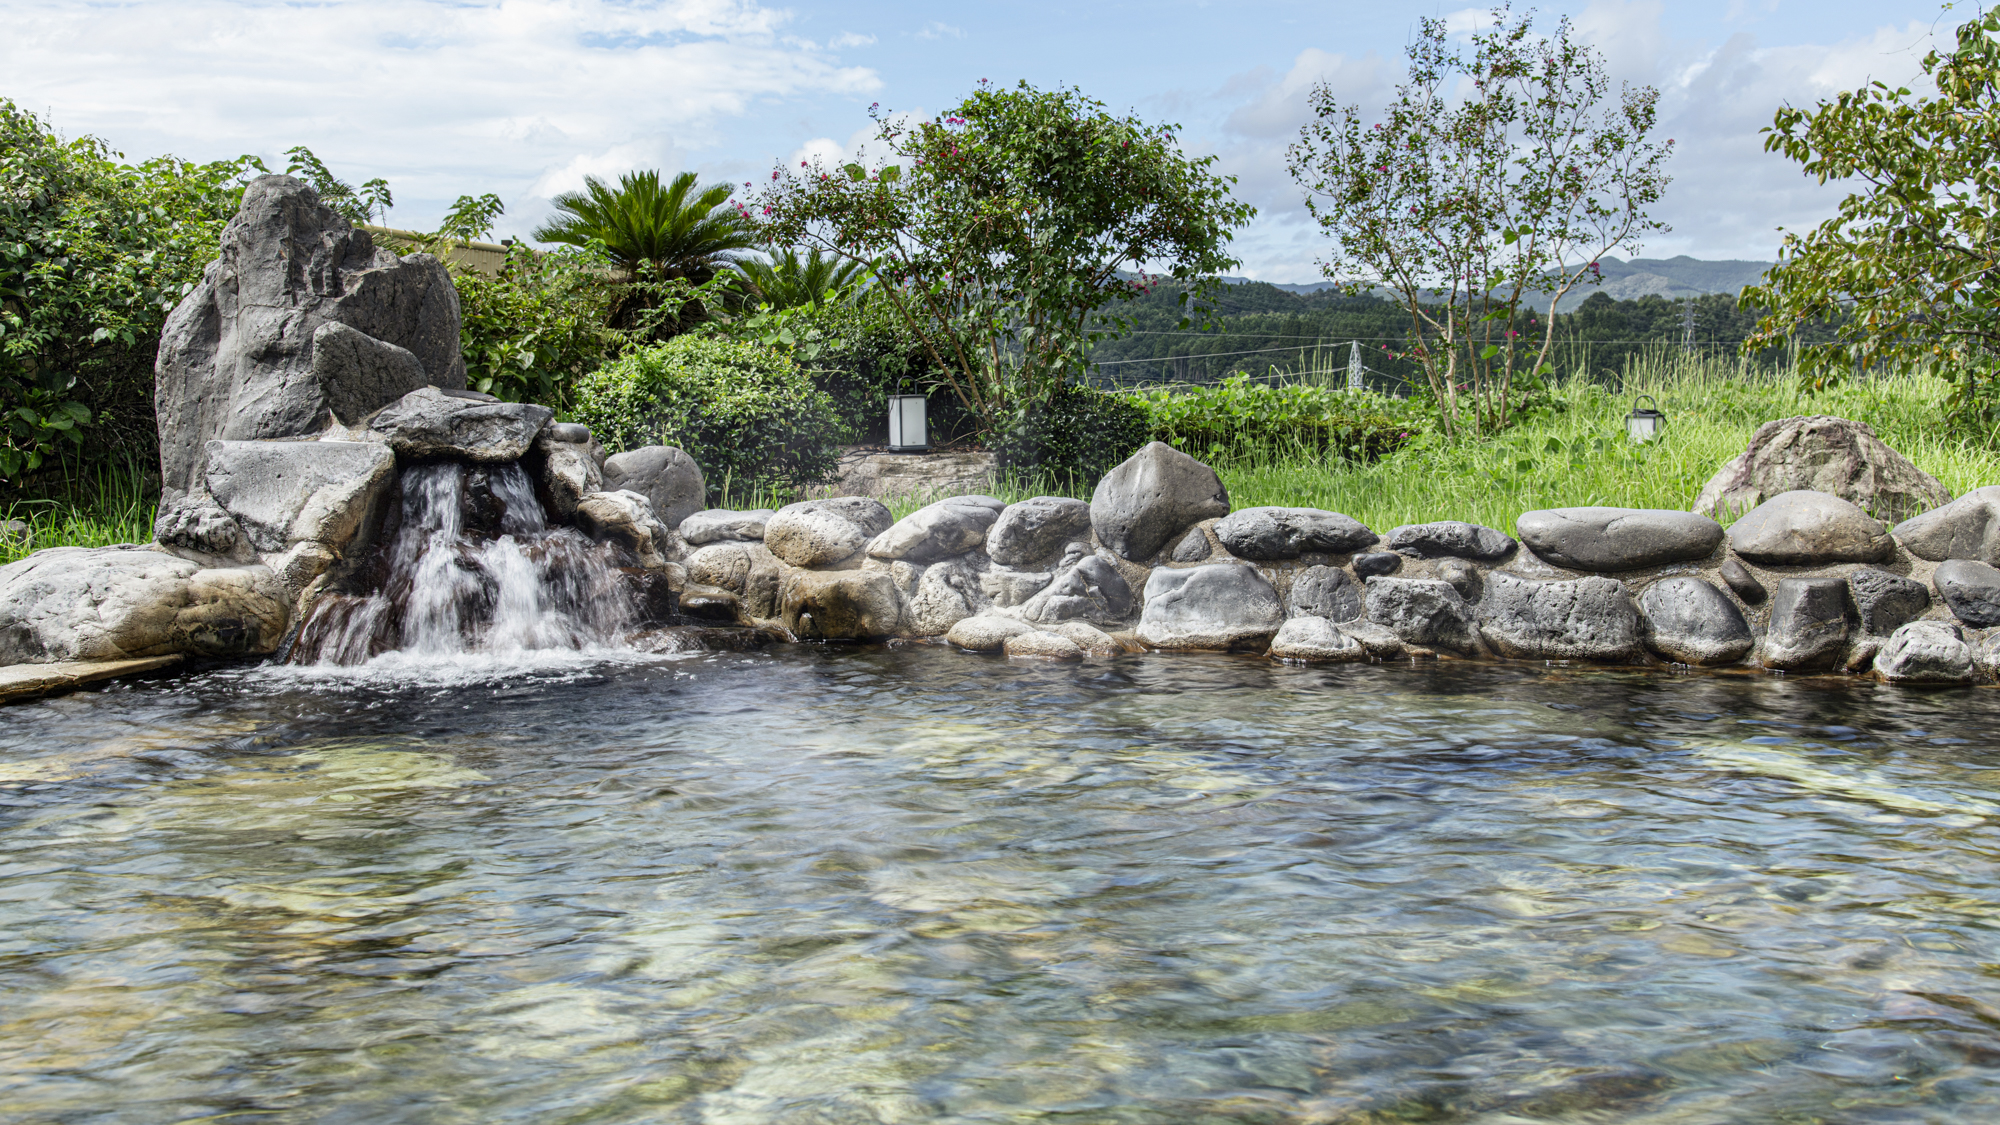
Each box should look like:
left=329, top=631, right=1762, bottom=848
left=453, top=243, right=624, bottom=408
left=1133, top=375, right=1427, bottom=463
left=571, top=335, right=842, bottom=503
left=991, top=383, right=1153, bottom=486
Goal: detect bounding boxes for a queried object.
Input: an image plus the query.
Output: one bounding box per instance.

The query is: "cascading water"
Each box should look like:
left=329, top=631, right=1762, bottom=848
left=291, top=461, right=645, bottom=666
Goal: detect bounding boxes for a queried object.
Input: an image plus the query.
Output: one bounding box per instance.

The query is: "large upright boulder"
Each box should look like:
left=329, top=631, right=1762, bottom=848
left=1694, top=415, right=1950, bottom=522
left=602, top=446, right=706, bottom=531
left=154, top=175, right=464, bottom=500
left=1091, top=442, right=1231, bottom=561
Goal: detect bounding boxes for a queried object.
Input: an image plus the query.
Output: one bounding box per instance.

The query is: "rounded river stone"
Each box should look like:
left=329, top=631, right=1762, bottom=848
left=1638, top=576, right=1752, bottom=666
left=1515, top=507, right=1723, bottom=571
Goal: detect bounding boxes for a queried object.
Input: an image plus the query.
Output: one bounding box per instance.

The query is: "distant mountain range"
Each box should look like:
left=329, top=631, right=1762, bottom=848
left=1223, top=256, right=1774, bottom=312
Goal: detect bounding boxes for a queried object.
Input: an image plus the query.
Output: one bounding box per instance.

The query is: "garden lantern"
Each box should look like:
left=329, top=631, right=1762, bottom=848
left=1625, top=394, right=1666, bottom=443
left=888, top=394, right=930, bottom=452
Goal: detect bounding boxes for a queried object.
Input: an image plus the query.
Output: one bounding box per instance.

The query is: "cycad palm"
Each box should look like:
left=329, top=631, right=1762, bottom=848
left=533, top=170, right=754, bottom=284
left=735, top=247, right=872, bottom=310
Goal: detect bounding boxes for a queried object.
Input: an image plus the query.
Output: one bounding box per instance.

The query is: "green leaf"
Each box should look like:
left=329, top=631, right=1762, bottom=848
left=844, top=163, right=866, bottom=182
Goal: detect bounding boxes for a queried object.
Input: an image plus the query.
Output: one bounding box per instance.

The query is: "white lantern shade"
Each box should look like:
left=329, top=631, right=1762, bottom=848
left=1625, top=394, right=1665, bottom=443
left=888, top=394, right=930, bottom=452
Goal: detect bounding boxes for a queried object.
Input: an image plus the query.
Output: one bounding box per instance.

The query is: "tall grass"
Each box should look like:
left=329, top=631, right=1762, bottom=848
left=1, top=455, right=158, bottom=566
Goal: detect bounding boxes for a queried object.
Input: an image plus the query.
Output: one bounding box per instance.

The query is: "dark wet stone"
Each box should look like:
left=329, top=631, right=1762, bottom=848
left=1934, top=559, right=2000, bottom=628
left=1352, top=551, right=1402, bottom=578
left=1638, top=576, right=1753, bottom=665
left=1382, top=520, right=1514, bottom=561
left=1718, top=557, right=1765, bottom=604
left=1763, top=577, right=1852, bottom=670
left=1170, top=527, right=1212, bottom=563
left=1846, top=568, right=1930, bottom=635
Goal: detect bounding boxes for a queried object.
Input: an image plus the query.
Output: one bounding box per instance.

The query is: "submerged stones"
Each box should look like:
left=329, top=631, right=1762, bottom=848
left=1515, top=507, right=1723, bottom=571
left=1091, top=442, right=1231, bottom=561
left=1137, top=564, right=1284, bottom=649
left=988, top=496, right=1093, bottom=567
left=1934, top=559, right=2000, bottom=628
left=1382, top=520, right=1514, bottom=561
left=1727, top=490, right=1893, bottom=565
left=1215, top=507, right=1377, bottom=561
left=1476, top=573, right=1640, bottom=662
left=1638, top=577, right=1753, bottom=666
left=1004, top=630, right=1085, bottom=661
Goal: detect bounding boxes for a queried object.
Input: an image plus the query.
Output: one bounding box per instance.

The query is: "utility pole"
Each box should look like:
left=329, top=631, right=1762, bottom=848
left=1679, top=297, right=1699, bottom=353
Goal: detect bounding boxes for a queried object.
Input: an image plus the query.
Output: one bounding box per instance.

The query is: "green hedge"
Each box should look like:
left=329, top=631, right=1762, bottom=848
left=571, top=336, right=842, bottom=504
left=991, top=383, right=1153, bottom=486
left=1133, top=375, right=1427, bottom=463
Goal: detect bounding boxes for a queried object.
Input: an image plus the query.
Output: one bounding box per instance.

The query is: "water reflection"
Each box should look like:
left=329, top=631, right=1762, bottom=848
left=3, top=651, right=1999, bottom=1123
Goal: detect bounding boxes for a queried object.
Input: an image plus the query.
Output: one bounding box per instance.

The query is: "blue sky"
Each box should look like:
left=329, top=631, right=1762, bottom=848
left=3, top=0, right=1954, bottom=280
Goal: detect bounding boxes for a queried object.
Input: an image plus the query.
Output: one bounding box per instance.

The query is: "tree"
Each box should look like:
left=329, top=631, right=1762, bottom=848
left=283, top=147, right=393, bottom=225
left=1742, top=9, right=2000, bottom=418
left=734, top=246, right=872, bottom=310
left=754, top=80, right=1254, bottom=437
left=1, top=100, right=263, bottom=483
left=533, top=170, right=756, bottom=334
left=1287, top=7, right=1673, bottom=438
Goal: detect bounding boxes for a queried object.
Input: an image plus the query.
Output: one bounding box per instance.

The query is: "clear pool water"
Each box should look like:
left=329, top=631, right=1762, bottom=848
left=4, top=648, right=1999, bottom=1123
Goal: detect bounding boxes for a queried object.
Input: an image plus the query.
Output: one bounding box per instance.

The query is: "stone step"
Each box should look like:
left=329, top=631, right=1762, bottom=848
left=0, top=656, right=184, bottom=704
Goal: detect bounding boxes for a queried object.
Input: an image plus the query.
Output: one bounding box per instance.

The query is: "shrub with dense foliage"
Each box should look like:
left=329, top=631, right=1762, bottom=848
left=1133, top=375, right=1429, bottom=463
left=571, top=336, right=842, bottom=503
left=1, top=100, right=261, bottom=483
left=989, top=383, right=1154, bottom=486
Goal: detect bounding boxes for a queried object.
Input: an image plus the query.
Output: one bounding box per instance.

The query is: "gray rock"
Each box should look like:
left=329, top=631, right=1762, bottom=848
left=544, top=421, right=592, bottom=444
left=1363, top=577, right=1479, bottom=655
left=1934, top=559, right=2000, bottom=628
left=1893, top=485, right=2000, bottom=565
left=780, top=569, right=904, bottom=639
left=203, top=439, right=397, bottom=593
left=1214, top=507, right=1377, bottom=561
left=904, top=558, right=990, bottom=636
left=1170, top=527, right=1212, bottom=563
left=980, top=567, right=1054, bottom=608
left=1021, top=544, right=1134, bottom=627
left=1763, top=577, right=1853, bottom=670
left=680, top=509, right=774, bottom=545
left=535, top=431, right=602, bottom=522
left=573, top=491, right=681, bottom=570
left=1090, top=442, right=1231, bottom=561
left=1515, top=507, right=1724, bottom=571
left=1974, top=633, right=2000, bottom=682
left=1383, top=520, right=1514, bottom=561
left=365, top=386, right=552, bottom=462
left=1004, top=631, right=1086, bottom=661
left=1846, top=568, right=1931, bottom=635
left=1268, top=616, right=1368, bottom=663
left=1727, top=490, right=1893, bottom=566
left=1718, top=557, right=1766, bottom=604
left=685, top=541, right=783, bottom=619
left=1287, top=565, right=1362, bottom=622
left=0, top=547, right=288, bottom=663
left=309, top=321, right=428, bottom=427
left=1352, top=551, right=1401, bottom=577
left=154, top=175, right=464, bottom=499
left=1873, top=621, right=1975, bottom=684
left=1436, top=558, right=1482, bottom=602
left=1135, top=563, right=1285, bottom=649
left=988, top=496, right=1093, bottom=567
left=869, top=496, right=1006, bottom=563
left=945, top=614, right=1034, bottom=651
left=1341, top=619, right=1407, bottom=660
left=1694, top=414, right=1952, bottom=522
left=1638, top=576, right=1754, bottom=666
left=154, top=492, right=242, bottom=555
left=0, top=519, right=28, bottom=551
left=765, top=502, right=870, bottom=568
left=601, top=446, right=707, bottom=531
left=1477, top=573, right=1641, bottom=662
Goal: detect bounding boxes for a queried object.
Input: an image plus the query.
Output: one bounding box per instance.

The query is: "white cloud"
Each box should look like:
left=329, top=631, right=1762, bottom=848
left=914, top=22, right=964, bottom=41
left=830, top=32, right=876, bottom=49
left=1, top=0, right=880, bottom=239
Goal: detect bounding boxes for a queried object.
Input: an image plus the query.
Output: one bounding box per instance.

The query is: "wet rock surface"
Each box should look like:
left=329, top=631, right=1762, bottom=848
left=1638, top=577, right=1753, bottom=666
left=1727, top=490, right=1893, bottom=566
left=1477, top=573, right=1641, bottom=662
left=1763, top=577, right=1853, bottom=670
left=573, top=491, right=681, bottom=570
left=1137, top=564, right=1284, bottom=649
left=1214, top=507, right=1376, bottom=561
left=780, top=569, right=903, bottom=640
left=1383, top=521, right=1514, bottom=561
left=1934, top=559, right=2000, bottom=628
left=1091, top=442, right=1231, bottom=561
left=1515, top=507, right=1723, bottom=571
left=1004, top=630, right=1085, bottom=661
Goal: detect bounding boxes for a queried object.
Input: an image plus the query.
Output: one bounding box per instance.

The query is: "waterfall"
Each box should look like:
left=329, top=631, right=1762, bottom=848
left=291, top=461, right=642, bottom=666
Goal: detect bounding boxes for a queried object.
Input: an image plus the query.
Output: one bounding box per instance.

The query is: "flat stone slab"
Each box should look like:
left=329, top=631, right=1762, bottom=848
left=1728, top=490, right=1892, bottom=566
left=1516, top=507, right=1723, bottom=571
left=0, top=655, right=183, bottom=703
left=825, top=450, right=998, bottom=502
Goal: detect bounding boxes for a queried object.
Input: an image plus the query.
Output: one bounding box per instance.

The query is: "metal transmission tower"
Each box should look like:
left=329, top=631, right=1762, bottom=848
left=1347, top=339, right=1364, bottom=391
left=1679, top=297, right=1700, bottom=352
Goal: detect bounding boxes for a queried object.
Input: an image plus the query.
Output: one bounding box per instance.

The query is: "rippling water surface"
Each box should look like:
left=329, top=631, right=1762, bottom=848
left=5, top=648, right=2000, bottom=1123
